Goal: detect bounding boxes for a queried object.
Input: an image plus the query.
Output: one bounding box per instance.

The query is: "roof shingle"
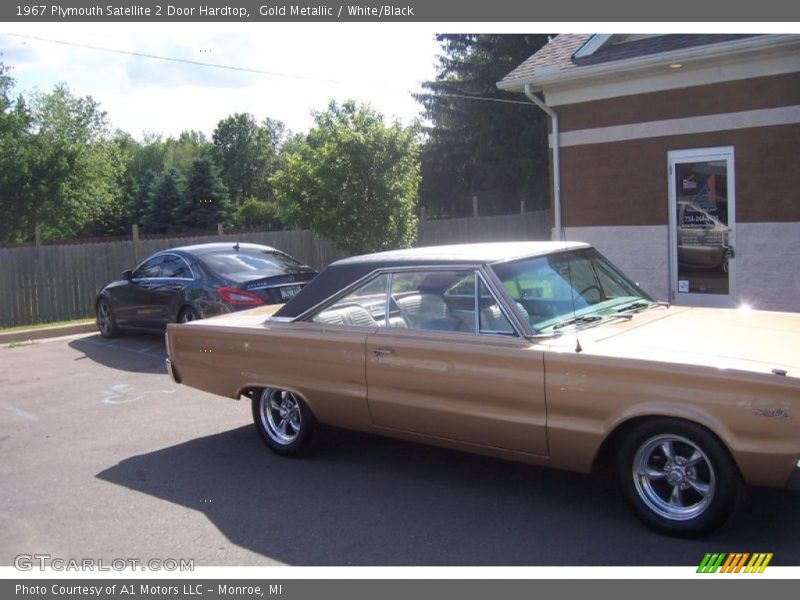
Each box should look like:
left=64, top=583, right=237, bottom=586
left=500, top=34, right=761, bottom=88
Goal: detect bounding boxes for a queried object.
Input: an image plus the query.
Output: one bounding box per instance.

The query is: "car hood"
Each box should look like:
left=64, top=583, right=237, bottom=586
left=547, top=306, right=800, bottom=378
left=99, top=279, right=129, bottom=292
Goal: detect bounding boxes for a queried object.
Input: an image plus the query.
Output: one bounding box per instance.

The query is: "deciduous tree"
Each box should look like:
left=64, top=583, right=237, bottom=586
left=271, top=101, right=419, bottom=254
left=1, top=80, right=122, bottom=241
left=212, top=113, right=284, bottom=204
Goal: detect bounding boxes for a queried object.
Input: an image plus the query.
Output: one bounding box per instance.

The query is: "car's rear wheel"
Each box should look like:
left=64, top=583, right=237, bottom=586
left=178, top=306, right=199, bottom=323
left=618, top=418, right=744, bottom=537
left=252, top=388, right=318, bottom=457
left=96, top=300, right=122, bottom=338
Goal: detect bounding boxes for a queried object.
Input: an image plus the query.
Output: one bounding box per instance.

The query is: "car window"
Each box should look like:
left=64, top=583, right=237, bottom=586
left=311, top=274, right=389, bottom=327
left=391, top=270, right=475, bottom=333
left=491, top=248, right=652, bottom=333
left=132, top=256, right=163, bottom=279
left=161, top=255, right=193, bottom=279
left=478, top=278, right=514, bottom=334
left=202, top=248, right=309, bottom=277
left=310, top=269, right=518, bottom=335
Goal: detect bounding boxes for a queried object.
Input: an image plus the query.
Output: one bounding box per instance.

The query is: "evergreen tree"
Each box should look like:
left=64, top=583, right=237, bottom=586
left=416, top=34, right=551, bottom=217
left=144, top=168, right=185, bottom=233
left=173, top=158, right=230, bottom=231
left=132, top=169, right=158, bottom=225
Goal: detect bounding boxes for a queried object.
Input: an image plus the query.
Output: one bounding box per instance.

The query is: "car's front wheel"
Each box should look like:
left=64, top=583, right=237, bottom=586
left=96, top=300, right=122, bottom=338
left=618, top=418, right=744, bottom=537
left=252, top=388, right=318, bottom=457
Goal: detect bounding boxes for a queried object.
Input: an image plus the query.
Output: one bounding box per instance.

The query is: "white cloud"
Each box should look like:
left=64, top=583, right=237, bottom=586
left=2, top=23, right=442, bottom=138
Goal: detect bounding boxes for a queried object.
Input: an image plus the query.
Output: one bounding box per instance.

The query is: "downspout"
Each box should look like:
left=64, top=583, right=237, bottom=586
left=524, top=83, right=562, bottom=241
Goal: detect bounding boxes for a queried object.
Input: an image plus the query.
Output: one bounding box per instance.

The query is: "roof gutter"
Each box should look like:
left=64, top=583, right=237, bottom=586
left=524, top=83, right=562, bottom=241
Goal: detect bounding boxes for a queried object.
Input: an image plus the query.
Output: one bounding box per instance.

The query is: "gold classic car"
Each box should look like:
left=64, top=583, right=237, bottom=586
left=165, top=242, right=800, bottom=537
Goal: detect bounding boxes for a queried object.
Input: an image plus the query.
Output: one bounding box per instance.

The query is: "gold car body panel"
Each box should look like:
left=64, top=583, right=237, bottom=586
left=167, top=306, right=375, bottom=431
left=365, top=328, right=547, bottom=456
left=539, top=305, right=800, bottom=486
left=166, top=300, right=800, bottom=489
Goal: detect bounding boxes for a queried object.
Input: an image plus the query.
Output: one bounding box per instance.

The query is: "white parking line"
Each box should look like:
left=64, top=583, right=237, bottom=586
left=0, top=400, right=39, bottom=422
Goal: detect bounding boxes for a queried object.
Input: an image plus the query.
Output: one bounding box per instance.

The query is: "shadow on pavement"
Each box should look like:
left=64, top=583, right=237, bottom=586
left=70, top=333, right=167, bottom=375
left=96, top=426, right=800, bottom=566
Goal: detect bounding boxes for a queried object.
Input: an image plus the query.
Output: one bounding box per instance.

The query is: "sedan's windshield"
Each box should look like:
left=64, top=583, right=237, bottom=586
left=490, top=248, right=654, bottom=333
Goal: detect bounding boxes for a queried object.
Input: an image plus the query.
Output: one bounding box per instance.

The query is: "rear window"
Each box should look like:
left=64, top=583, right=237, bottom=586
left=202, top=249, right=307, bottom=277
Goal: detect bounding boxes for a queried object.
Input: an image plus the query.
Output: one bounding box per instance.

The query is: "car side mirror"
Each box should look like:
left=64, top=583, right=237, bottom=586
left=122, top=269, right=133, bottom=281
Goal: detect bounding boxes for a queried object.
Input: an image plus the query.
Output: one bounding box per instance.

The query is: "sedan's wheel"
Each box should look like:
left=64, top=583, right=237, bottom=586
left=618, top=419, right=744, bottom=537
left=178, top=307, right=199, bottom=323
left=252, top=388, right=318, bottom=457
left=96, top=301, right=122, bottom=338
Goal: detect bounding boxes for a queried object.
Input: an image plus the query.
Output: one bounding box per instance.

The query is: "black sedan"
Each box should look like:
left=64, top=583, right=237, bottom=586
left=95, top=243, right=317, bottom=338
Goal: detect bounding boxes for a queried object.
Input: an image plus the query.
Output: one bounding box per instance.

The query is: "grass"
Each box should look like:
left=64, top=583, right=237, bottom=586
left=5, top=340, right=35, bottom=348
left=0, top=317, right=94, bottom=334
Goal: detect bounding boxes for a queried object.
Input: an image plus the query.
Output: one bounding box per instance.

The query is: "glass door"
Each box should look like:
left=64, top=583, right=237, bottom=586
left=668, top=147, right=735, bottom=307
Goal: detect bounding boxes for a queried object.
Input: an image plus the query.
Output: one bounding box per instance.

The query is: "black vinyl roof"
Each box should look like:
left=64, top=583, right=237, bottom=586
left=274, top=242, right=588, bottom=318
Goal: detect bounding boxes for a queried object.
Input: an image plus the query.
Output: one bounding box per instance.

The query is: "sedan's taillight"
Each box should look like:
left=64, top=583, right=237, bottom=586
left=217, top=287, right=264, bottom=306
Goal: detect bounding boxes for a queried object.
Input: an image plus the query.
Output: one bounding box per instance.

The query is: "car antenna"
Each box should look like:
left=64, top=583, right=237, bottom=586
left=563, top=230, right=582, bottom=353
left=233, top=242, right=240, bottom=251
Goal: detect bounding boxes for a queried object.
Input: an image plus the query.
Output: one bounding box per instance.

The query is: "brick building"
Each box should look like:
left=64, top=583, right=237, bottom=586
left=499, top=34, right=800, bottom=311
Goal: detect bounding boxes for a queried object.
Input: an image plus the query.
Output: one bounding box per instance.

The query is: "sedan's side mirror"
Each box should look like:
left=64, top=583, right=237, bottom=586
left=122, top=269, right=133, bottom=281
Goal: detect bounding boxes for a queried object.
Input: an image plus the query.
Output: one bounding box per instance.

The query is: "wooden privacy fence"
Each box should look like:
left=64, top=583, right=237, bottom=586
left=418, top=210, right=551, bottom=246
left=0, top=230, right=342, bottom=328
left=0, top=209, right=552, bottom=328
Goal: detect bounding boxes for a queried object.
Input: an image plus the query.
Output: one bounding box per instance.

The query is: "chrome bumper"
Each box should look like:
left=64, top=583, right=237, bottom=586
left=165, top=357, right=180, bottom=384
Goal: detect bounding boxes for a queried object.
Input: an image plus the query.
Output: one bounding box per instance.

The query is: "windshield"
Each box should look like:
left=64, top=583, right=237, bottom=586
left=490, top=248, right=654, bottom=334
left=201, top=248, right=310, bottom=278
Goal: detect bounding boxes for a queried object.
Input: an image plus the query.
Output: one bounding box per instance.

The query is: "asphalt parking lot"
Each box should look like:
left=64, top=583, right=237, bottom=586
left=1, top=331, right=799, bottom=567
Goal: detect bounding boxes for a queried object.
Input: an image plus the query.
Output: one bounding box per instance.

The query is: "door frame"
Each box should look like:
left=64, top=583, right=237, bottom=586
left=667, top=146, right=736, bottom=308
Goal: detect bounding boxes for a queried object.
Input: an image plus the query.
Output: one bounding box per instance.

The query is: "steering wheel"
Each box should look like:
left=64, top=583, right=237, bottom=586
left=579, top=285, right=602, bottom=299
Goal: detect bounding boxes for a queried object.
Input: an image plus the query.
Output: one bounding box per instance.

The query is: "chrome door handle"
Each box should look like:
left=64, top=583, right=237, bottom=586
left=372, top=347, right=394, bottom=356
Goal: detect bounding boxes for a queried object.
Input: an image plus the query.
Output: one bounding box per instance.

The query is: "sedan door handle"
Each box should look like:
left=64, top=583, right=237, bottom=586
left=371, top=347, right=394, bottom=356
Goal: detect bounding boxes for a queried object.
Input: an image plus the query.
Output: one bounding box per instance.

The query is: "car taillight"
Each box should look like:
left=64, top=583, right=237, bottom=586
left=217, top=287, right=264, bottom=306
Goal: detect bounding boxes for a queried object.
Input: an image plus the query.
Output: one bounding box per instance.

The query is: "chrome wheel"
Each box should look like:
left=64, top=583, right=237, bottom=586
left=97, top=301, right=119, bottom=338
left=259, top=388, right=302, bottom=446
left=632, top=434, right=715, bottom=521
left=179, top=308, right=198, bottom=323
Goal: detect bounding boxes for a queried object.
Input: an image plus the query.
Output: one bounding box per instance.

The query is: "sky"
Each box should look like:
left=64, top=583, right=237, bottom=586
left=1, top=23, right=787, bottom=141
left=1, top=23, right=445, bottom=139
